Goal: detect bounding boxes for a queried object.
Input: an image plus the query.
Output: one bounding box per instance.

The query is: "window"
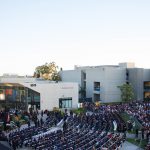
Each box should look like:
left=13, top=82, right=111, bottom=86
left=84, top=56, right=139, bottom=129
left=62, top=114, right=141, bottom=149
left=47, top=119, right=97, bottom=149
left=59, top=98, right=72, bottom=108
left=83, top=72, right=86, bottom=80
left=94, top=82, right=100, bottom=91
left=144, top=81, right=150, bottom=90
left=126, top=69, right=129, bottom=80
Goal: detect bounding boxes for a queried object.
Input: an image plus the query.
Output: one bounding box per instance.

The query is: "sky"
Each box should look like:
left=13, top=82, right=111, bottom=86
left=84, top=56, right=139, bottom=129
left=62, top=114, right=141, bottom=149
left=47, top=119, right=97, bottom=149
left=0, top=0, right=150, bottom=76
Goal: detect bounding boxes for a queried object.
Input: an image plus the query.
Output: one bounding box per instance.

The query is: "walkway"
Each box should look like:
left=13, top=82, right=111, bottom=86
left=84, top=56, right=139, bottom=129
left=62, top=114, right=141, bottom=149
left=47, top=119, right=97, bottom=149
left=0, top=141, right=11, bottom=150
left=121, top=141, right=143, bottom=150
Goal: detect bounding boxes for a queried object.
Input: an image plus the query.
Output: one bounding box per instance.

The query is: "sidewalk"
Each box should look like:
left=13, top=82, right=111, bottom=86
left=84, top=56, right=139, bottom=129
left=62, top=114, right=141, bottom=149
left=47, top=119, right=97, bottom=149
left=121, top=141, right=142, bottom=150
left=126, top=132, right=135, bottom=138
left=122, top=132, right=144, bottom=150
left=0, top=141, right=11, bottom=150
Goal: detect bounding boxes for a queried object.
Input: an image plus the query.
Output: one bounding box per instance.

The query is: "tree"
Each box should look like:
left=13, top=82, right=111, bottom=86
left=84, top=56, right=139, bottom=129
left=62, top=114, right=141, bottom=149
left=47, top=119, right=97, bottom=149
left=51, top=72, right=61, bottom=81
left=34, top=62, right=61, bottom=81
left=118, top=83, right=134, bottom=102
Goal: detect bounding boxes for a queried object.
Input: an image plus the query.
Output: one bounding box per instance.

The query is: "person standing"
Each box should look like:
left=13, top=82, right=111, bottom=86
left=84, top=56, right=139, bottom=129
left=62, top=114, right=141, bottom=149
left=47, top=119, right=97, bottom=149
left=63, top=121, right=67, bottom=132
left=12, top=139, right=17, bottom=150
left=27, top=118, right=30, bottom=127
left=40, top=117, right=44, bottom=126
left=141, top=127, right=145, bottom=140
left=135, top=128, right=139, bottom=138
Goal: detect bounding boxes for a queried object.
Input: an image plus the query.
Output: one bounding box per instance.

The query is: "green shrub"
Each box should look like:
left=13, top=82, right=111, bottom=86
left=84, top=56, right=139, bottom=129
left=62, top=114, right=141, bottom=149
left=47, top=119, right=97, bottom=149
left=72, top=108, right=86, bottom=114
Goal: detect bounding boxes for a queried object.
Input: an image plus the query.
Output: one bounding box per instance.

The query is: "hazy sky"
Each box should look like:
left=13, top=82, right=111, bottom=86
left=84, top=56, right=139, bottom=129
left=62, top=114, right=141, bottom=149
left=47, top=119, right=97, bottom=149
left=0, top=0, right=150, bottom=75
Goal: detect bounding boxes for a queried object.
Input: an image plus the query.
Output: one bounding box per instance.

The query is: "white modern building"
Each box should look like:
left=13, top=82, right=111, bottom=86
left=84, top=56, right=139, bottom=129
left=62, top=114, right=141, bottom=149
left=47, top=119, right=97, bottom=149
left=0, top=76, right=78, bottom=110
left=60, top=62, right=150, bottom=103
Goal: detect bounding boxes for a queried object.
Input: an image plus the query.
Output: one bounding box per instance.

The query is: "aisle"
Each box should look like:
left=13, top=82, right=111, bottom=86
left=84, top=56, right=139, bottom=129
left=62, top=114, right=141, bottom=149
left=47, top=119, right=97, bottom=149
left=121, top=141, right=143, bottom=150
left=0, top=141, right=11, bottom=150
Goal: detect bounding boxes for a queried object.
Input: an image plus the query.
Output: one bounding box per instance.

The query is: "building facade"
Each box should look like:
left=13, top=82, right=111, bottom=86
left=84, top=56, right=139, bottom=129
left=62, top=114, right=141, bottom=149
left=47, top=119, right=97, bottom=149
left=0, top=76, right=78, bottom=110
left=60, top=62, right=150, bottom=103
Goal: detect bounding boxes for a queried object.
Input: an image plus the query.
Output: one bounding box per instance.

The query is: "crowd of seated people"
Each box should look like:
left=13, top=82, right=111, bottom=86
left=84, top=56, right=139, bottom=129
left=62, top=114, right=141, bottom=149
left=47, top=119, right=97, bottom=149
left=8, top=110, right=63, bottom=150
left=82, top=102, right=95, bottom=112
left=83, top=101, right=150, bottom=149
left=0, top=129, right=8, bottom=141
left=123, top=101, right=150, bottom=149
left=26, top=118, right=124, bottom=149
left=83, top=101, right=149, bottom=132
left=122, top=101, right=150, bottom=128
left=100, top=133, right=125, bottom=150
left=146, top=143, right=150, bottom=150
left=20, top=109, right=126, bottom=150
left=2, top=100, right=149, bottom=150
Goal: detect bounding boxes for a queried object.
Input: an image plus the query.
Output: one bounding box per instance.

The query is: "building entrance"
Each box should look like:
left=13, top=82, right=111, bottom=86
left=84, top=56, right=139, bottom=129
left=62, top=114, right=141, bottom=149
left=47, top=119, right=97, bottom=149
left=59, top=98, right=72, bottom=108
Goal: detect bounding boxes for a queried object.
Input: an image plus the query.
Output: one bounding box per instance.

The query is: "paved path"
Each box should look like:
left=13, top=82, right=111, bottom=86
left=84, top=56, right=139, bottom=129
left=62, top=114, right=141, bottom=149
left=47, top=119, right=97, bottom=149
left=126, top=133, right=136, bottom=138
left=0, top=141, right=11, bottom=150
left=121, top=141, right=143, bottom=150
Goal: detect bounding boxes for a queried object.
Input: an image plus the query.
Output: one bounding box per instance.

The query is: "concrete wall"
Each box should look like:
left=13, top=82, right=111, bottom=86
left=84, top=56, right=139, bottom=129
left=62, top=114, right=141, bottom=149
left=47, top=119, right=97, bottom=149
left=86, top=68, right=106, bottom=101
left=128, top=68, right=150, bottom=100
left=21, top=82, right=79, bottom=110
left=143, top=69, right=150, bottom=81
left=59, top=70, right=82, bottom=86
left=104, top=68, right=126, bottom=102
left=0, top=77, right=36, bottom=83
left=59, top=66, right=150, bottom=102
left=86, top=67, right=126, bottom=103
left=119, top=62, right=135, bottom=68
left=128, top=68, right=144, bottom=100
